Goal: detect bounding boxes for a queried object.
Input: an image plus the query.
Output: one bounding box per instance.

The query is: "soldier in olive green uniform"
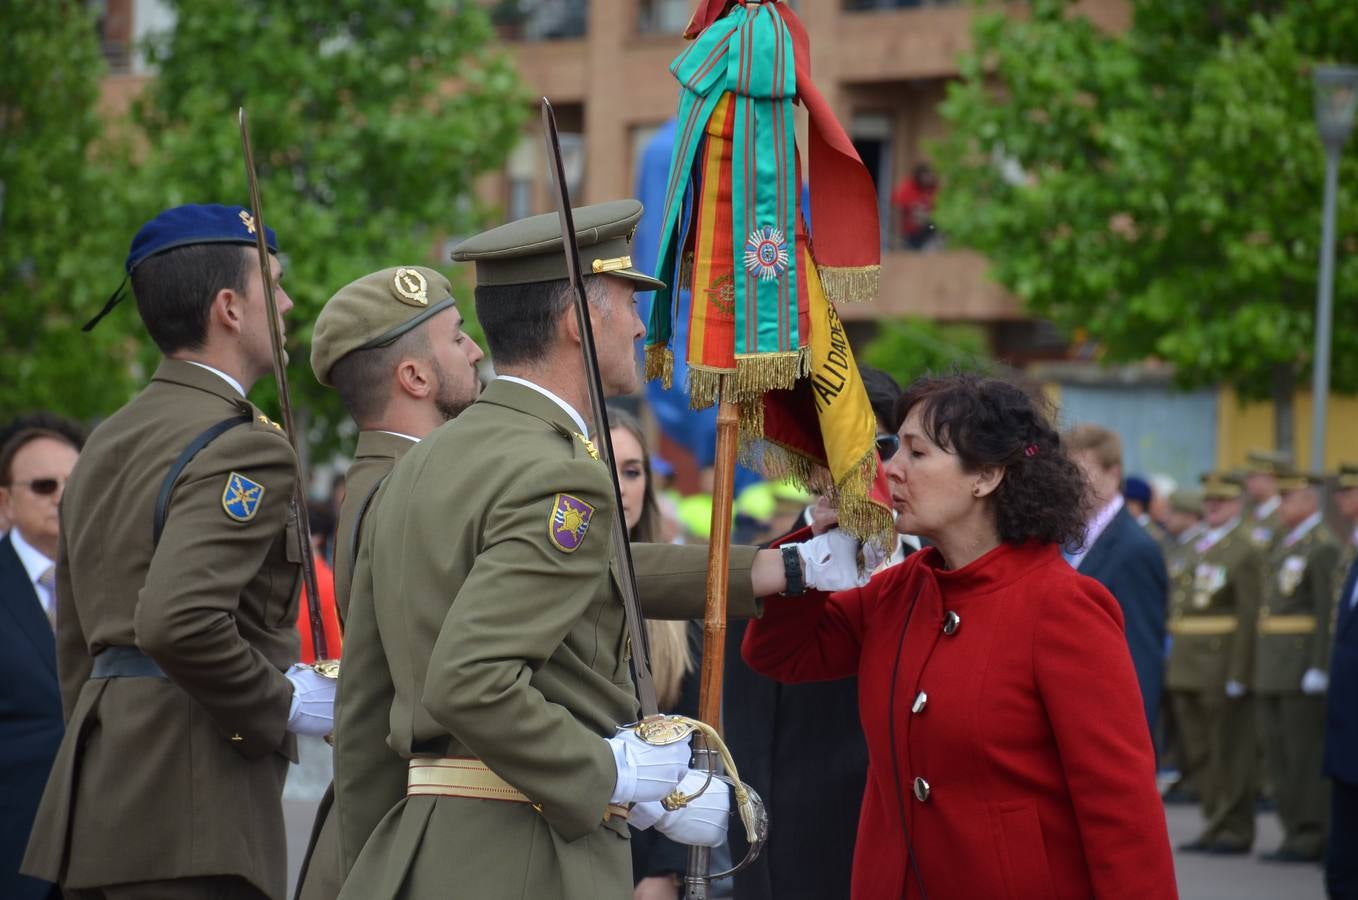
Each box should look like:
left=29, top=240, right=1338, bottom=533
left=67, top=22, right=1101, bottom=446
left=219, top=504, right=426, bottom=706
left=1169, top=475, right=1265, bottom=854
left=1254, top=472, right=1339, bottom=862
left=294, top=267, right=485, bottom=900
left=1244, top=450, right=1290, bottom=550
left=1161, top=488, right=1205, bottom=793
left=22, top=205, right=335, bottom=899
left=335, top=201, right=805, bottom=900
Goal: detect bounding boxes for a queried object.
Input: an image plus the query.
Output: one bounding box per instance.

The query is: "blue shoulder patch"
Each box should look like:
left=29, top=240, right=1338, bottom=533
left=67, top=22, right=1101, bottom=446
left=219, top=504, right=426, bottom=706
left=222, top=471, right=265, bottom=522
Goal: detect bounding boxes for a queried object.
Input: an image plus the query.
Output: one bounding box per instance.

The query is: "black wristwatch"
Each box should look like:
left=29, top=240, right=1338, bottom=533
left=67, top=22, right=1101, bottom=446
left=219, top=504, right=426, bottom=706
left=781, top=544, right=806, bottom=595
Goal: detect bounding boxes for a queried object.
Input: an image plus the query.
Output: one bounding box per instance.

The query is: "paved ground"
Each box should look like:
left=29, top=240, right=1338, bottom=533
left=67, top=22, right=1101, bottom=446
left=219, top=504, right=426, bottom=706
left=1166, top=802, right=1325, bottom=900
left=282, top=765, right=1328, bottom=899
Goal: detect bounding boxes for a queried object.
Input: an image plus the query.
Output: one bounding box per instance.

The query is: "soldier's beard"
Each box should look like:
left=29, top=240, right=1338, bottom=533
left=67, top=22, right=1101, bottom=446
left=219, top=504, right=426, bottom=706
left=431, top=357, right=479, bottom=423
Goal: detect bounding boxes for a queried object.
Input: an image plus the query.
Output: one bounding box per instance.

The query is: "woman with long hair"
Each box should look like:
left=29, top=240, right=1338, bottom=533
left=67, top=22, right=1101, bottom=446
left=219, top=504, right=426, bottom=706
left=608, top=406, right=697, bottom=900
left=742, top=374, right=1177, bottom=899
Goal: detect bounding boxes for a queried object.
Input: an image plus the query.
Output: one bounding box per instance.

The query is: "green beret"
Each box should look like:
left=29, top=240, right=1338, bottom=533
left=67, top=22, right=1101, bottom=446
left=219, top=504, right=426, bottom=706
left=1244, top=449, right=1292, bottom=475
left=450, top=199, right=665, bottom=290
left=1169, top=488, right=1203, bottom=516
left=311, top=266, right=456, bottom=386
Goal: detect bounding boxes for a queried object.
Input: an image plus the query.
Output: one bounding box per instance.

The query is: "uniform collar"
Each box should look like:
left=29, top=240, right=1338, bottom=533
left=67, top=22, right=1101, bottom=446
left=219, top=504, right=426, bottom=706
left=1282, top=511, right=1322, bottom=549
left=488, top=376, right=590, bottom=438
left=355, top=430, right=420, bottom=460
left=9, top=526, right=54, bottom=588
left=183, top=360, right=245, bottom=397
left=1254, top=495, right=1280, bottom=520
left=152, top=358, right=251, bottom=407
left=1196, top=516, right=1241, bottom=553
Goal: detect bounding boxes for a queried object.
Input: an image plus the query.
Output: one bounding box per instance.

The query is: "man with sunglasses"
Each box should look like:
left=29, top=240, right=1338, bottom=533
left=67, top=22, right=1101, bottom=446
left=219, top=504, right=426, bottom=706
left=0, top=424, right=82, bottom=900
left=23, top=205, right=331, bottom=900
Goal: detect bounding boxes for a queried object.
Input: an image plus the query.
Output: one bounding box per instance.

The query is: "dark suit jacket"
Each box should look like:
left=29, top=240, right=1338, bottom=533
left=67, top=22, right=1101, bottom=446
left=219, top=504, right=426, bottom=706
left=1325, top=557, right=1358, bottom=785
left=0, top=534, right=62, bottom=900
left=1076, top=506, right=1169, bottom=729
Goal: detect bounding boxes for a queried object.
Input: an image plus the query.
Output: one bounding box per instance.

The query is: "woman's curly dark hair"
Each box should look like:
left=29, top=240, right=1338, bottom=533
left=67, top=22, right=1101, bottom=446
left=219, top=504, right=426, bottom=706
left=893, top=373, right=1089, bottom=548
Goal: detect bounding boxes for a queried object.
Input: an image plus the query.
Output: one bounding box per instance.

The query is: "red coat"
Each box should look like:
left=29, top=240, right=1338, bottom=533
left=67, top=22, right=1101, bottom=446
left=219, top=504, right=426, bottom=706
left=743, top=539, right=1177, bottom=900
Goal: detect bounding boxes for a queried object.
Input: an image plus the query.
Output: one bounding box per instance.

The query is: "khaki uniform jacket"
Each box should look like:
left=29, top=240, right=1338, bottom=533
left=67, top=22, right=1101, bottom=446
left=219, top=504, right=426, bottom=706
left=333, top=431, right=416, bottom=622
left=22, top=360, right=301, bottom=898
left=1254, top=521, right=1339, bottom=694
left=1165, top=522, right=1265, bottom=692
left=336, top=378, right=759, bottom=900
left=1248, top=503, right=1282, bottom=552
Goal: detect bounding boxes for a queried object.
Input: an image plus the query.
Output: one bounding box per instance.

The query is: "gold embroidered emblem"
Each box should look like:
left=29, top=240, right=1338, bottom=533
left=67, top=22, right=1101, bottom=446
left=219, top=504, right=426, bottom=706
left=393, top=267, right=429, bottom=307
left=575, top=432, right=600, bottom=461
left=239, top=210, right=257, bottom=234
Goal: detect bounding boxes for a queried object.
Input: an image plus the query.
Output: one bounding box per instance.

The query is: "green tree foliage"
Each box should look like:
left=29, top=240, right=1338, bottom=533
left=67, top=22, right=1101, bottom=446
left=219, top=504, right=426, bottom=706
left=935, top=0, right=1358, bottom=402
left=130, top=0, right=526, bottom=454
left=860, top=317, right=992, bottom=388
left=1, top=2, right=144, bottom=421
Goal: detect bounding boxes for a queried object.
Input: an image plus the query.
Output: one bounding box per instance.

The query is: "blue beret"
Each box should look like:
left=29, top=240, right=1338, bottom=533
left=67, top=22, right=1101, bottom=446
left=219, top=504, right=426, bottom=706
left=85, top=203, right=280, bottom=331
left=126, top=203, right=279, bottom=273
left=1123, top=475, right=1152, bottom=505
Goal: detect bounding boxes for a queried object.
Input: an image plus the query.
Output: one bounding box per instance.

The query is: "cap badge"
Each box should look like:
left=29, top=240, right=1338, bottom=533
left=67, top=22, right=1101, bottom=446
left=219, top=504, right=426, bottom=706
left=549, top=492, right=595, bottom=553
left=239, top=210, right=257, bottom=235
left=743, top=224, right=788, bottom=282
left=222, top=471, right=265, bottom=522
left=393, top=267, right=429, bottom=307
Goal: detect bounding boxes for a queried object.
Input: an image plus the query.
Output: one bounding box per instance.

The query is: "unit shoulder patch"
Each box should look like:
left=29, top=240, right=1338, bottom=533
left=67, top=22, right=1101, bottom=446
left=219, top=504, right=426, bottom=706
left=548, top=492, right=595, bottom=553
left=223, top=471, right=266, bottom=522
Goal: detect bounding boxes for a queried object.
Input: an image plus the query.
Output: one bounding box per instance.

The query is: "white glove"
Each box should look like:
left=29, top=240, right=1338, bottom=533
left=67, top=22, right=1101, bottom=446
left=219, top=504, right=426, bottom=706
left=1302, top=668, right=1330, bottom=696
left=285, top=663, right=336, bottom=736
left=607, top=728, right=692, bottom=805
left=793, top=530, right=877, bottom=592
left=1224, top=680, right=1247, bottom=699
left=630, top=770, right=730, bottom=848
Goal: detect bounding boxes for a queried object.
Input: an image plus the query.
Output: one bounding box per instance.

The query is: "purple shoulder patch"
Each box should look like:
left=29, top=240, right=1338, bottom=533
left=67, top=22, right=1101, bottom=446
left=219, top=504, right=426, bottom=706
left=549, top=493, right=595, bottom=553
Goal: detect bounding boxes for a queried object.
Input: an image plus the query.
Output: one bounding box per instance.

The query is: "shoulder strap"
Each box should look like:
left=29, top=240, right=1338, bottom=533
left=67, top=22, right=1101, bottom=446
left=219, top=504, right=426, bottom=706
left=153, top=413, right=253, bottom=546
left=348, top=475, right=389, bottom=578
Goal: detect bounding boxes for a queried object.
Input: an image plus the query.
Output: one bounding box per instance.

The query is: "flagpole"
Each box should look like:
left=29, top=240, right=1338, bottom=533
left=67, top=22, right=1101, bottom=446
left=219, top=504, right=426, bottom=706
left=685, top=381, right=740, bottom=897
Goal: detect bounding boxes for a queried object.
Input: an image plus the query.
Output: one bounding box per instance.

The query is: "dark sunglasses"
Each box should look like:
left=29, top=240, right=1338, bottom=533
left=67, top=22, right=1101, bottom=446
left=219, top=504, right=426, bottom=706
left=14, top=478, right=66, bottom=496
left=875, top=434, right=900, bottom=461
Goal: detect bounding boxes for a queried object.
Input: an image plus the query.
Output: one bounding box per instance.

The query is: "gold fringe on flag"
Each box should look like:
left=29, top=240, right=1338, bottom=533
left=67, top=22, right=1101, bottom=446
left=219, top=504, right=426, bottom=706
left=645, top=345, right=675, bottom=389
left=817, top=264, right=880, bottom=304
left=758, top=440, right=895, bottom=549
left=686, top=364, right=730, bottom=410
left=730, top=348, right=809, bottom=400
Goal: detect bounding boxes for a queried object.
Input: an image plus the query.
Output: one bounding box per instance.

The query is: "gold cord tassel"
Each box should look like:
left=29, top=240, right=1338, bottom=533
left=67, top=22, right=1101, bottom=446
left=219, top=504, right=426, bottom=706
left=644, top=345, right=675, bottom=389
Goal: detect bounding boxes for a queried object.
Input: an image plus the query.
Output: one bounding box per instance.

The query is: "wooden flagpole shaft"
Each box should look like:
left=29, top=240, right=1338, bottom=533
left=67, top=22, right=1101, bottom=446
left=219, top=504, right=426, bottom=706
left=687, top=378, right=740, bottom=898
left=698, top=381, right=740, bottom=727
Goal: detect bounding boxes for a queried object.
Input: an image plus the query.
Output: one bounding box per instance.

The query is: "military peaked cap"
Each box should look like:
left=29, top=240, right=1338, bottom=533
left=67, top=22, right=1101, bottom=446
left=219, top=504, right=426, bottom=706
left=451, top=199, right=665, bottom=290
left=1244, top=449, right=1293, bottom=475
left=311, top=266, right=457, bottom=386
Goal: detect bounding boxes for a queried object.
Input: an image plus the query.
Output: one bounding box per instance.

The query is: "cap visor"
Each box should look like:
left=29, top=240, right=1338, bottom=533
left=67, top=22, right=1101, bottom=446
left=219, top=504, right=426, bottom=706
left=613, top=268, right=666, bottom=291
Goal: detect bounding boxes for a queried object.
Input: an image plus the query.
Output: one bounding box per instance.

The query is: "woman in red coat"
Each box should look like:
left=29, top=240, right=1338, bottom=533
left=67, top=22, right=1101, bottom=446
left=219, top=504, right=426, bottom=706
left=743, top=374, right=1177, bottom=899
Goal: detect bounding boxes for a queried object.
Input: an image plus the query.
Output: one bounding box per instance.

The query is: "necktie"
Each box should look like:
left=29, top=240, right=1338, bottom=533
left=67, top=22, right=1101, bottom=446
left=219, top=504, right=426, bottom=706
left=38, top=565, right=56, bottom=630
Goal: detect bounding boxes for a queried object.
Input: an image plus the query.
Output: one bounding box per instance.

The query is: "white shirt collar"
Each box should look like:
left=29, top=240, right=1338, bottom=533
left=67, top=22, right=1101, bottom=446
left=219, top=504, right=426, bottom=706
left=496, top=375, right=589, bottom=439
left=1196, top=515, right=1242, bottom=553
left=185, top=361, right=245, bottom=398
left=1254, top=495, right=1281, bottom=520
left=10, top=526, right=54, bottom=590
left=1068, top=494, right=1124, bottom=571
left=1282, top=511, right=1323, bottom=548
left=1178, top=522, right=1207, bottom=546
left=377, top=430, right=420, bottom=443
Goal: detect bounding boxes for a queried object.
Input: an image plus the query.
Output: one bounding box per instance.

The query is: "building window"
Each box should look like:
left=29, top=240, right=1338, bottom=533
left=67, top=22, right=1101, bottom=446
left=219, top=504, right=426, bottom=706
left=637, top=0, right=690, bottom=36
left=491, top=0, right=588, bottom=41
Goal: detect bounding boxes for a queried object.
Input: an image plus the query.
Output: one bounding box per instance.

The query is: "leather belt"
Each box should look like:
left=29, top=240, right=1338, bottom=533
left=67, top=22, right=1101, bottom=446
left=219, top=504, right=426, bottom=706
left=1168, top=615, right=1239, bottom=636
left=1258, top=614, right=1317, bottom=635
left=407, top=758, right=629, bottom=822
left=91, top=645, right=167, bottom=679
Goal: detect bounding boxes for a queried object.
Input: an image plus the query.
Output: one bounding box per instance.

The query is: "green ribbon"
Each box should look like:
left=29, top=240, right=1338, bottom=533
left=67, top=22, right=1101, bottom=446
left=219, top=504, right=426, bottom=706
left=647, top=2, right=798, bottom=362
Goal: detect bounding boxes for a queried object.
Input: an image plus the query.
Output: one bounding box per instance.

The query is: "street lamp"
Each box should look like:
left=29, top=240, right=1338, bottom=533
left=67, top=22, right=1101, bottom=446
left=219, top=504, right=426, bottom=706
left=1309, top=65, right=1358, bottom=473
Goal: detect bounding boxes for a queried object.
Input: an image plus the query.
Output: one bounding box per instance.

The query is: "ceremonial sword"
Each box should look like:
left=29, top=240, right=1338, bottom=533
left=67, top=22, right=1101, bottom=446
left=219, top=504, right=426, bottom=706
left=238, top=108, right=336, bottom=673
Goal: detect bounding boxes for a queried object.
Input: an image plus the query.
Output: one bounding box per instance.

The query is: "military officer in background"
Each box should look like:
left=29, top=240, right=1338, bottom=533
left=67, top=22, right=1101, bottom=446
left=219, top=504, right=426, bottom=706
left=336, top=201, right=851, bottom=900
left=1160, top=488, right=1204, bottom=795
left=294, top=266, right=485, bottom=899
left=1170, top=474, right=1265, bottom=855
left=1325, top=464, right=1358, bottom=896
left=22, top=205, right=335, bottom=899
left=1244, top=450, right=1291, bottom=550
left=1254, top=471, right=1339, bottom=862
